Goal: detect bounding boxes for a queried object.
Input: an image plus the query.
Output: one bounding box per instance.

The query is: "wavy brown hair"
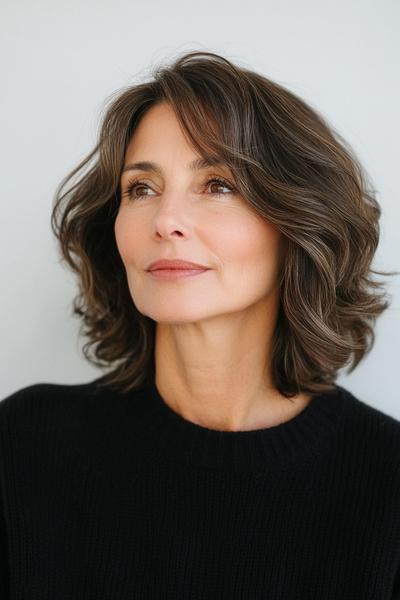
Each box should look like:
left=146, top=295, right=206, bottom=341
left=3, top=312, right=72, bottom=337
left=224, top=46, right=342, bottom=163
left=50, top=50, right=398, bottom=398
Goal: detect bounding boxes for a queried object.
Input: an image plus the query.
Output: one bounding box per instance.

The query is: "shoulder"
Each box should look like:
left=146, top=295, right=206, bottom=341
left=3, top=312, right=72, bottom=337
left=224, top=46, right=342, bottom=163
left=0, top=379, right=96, bottom=408
left=0, top=377, right=106, bottom=431
left=335, top=384, right=400, bottom=466
left=0, top=377, right=120, bottom=477
left=0, top=377, right=148, bottom=482
left=337, top=384, right=400, bottom=430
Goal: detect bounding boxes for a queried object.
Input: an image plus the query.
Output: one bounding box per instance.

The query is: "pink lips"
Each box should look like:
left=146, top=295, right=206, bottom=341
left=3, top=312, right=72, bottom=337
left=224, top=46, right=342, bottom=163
left=148, top=269, right=208, bottom=281
left=147, top=259, right=209, bottom=271
left=147, top=259, right=210, bottom=281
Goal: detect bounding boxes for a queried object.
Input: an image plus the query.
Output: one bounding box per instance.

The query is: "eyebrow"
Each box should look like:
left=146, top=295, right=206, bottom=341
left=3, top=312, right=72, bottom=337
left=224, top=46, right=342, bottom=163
left=121, top=156, right=224, bottom=175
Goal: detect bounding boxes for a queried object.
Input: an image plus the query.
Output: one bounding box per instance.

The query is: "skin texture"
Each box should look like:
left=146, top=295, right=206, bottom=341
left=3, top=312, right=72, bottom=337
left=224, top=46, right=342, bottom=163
left=114, top=101, right=312, bottom=432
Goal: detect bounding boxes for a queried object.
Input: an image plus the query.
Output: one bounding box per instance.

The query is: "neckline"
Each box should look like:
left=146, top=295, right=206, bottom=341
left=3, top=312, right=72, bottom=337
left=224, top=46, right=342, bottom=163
left=135, top=377, right=347, bottom=474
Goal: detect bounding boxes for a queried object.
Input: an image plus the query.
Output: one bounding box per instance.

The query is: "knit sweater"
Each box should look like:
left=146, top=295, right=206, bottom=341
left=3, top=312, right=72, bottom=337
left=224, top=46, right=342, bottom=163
left=1, top=376, right=400, bottom=599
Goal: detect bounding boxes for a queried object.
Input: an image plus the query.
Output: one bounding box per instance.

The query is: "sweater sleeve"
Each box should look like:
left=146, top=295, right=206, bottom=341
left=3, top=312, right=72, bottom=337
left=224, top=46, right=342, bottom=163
left=391, top=565, right=400, bottom=599
left=0, top=481, right=9, bottom=597
left=0, top=398, right=10, bottom=598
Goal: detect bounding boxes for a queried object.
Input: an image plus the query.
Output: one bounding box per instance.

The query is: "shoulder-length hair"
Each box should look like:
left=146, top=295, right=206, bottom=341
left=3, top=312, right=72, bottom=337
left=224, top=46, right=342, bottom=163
left=50, top=50, right=397, bottom=398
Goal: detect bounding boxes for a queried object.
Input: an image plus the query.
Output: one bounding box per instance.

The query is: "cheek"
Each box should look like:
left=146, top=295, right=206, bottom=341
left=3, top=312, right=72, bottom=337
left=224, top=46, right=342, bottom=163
left=212, top=212, right=281, bottom=268
left=114, top=211, right=143, bottom=264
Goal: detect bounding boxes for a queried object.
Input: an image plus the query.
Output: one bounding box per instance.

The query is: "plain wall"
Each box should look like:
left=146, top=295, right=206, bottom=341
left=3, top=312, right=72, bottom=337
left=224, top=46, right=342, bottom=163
left=1, top=0, right=399, bottom=414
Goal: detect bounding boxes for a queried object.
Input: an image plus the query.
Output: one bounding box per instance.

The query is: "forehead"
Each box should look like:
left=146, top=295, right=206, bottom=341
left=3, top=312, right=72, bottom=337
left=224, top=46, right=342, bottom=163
left=123, top=103, right=232, bottom=177
left=126, top=102, right=187, bottom=151
left=121, top=156, right=230, bottom=178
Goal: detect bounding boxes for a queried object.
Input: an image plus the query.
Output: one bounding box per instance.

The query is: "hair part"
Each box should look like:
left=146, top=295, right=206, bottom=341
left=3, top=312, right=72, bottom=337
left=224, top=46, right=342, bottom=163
left=50, top=50, right=398, bottom=398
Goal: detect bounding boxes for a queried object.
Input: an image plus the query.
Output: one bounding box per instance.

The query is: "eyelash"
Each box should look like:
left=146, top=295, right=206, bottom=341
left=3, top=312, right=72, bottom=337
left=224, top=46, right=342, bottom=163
left=122, top=176, right=235, bottom=201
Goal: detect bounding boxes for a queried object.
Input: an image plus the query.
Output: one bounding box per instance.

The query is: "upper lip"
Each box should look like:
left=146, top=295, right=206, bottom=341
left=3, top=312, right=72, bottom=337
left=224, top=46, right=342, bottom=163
left=147, top=259, right=209, bottom=271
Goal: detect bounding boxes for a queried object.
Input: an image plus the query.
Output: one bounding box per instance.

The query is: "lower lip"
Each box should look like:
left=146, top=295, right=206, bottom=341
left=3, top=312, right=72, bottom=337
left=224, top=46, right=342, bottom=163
left=148, top=268, right=209, bottom=280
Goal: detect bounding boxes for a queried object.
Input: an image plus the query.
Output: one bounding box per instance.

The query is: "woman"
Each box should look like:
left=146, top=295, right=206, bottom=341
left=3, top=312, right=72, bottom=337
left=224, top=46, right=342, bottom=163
left=1, top=50, right=399, bottom=598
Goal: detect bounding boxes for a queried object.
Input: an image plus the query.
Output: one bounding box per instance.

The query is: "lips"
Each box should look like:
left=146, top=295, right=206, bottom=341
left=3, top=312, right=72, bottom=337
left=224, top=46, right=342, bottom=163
left=147, top=259, right=209, bottom=271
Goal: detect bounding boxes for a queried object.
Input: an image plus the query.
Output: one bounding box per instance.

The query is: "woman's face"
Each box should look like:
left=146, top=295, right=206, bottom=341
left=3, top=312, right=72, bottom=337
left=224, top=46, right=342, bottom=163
left=114, top=101, right=283, bottom=324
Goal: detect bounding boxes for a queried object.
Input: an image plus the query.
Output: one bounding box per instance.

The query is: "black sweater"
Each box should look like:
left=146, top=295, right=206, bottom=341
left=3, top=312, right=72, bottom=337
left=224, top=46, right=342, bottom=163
left=1, top=376, right=400, bottom=599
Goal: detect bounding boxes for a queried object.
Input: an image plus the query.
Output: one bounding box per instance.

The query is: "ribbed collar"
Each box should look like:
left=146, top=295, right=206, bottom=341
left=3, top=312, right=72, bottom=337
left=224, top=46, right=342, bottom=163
left=128, top=376, right=348, bottom=475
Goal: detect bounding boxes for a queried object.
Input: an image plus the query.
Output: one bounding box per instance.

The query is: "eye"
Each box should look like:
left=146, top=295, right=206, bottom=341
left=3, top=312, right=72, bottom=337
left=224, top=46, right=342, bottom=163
left=206, top=177, right=235, bottom=196
left=121, top=175, right=235, bottom=201
left=122, top=178, right=156, bottom=200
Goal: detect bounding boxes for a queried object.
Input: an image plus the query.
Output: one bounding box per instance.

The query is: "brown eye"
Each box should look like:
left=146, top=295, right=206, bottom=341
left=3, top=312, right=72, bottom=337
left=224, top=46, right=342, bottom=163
left=206, top=177, right=234, bottom=196
left=122, top=176, right=235, bottom=201
left=123, top=179, right=156, bottom=200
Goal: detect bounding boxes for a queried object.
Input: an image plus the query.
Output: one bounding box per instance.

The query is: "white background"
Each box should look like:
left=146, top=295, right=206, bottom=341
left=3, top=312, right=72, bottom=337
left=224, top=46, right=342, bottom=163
left=1, top=0, right=399, bottom=415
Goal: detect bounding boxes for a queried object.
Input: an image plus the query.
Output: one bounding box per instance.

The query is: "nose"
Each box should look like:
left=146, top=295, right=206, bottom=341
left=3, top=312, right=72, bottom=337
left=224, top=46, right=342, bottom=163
left=151, top=194, right=191, bottom=240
